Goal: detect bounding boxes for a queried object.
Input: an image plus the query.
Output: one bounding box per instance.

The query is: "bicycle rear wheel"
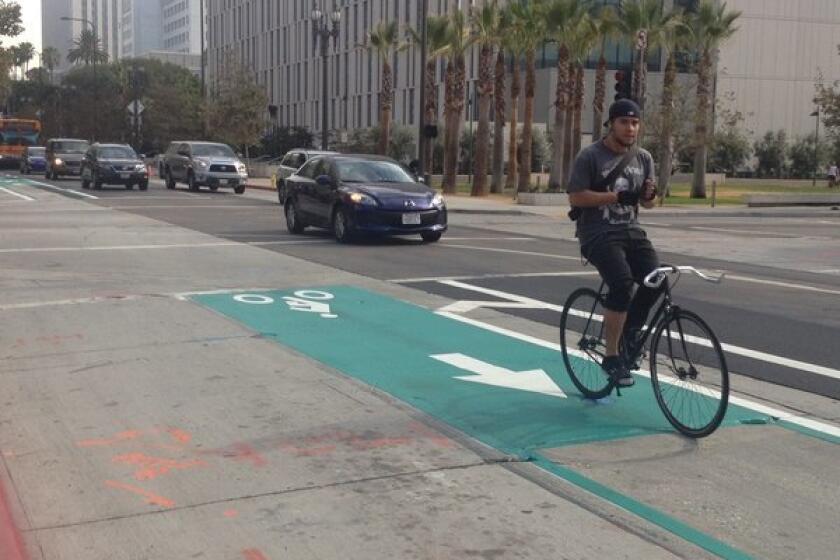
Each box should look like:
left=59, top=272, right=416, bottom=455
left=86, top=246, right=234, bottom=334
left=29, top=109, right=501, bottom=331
left=560, top=288, right=614, bottom=399
left=650, top=309, right=729, bottom=438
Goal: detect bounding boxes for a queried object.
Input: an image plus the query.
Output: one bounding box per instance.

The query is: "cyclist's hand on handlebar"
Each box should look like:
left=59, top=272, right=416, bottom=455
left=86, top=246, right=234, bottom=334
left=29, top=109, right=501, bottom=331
left=617, top=190, right=640, bottom=206
left=643, top=178, right=656, bottom=201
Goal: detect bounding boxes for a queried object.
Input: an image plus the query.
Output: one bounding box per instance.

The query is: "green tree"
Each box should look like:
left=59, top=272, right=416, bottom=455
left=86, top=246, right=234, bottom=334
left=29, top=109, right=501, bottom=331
left=61, top=64, right=124, bottom=141
left=0, top=0, right=23, bottom=106
left=688, top=0, right=741, bottom=197
left=753, top=130, right=787, bottom=178
left=41, top=47, right=61, bottom=83
left=260, top=126, right=314, bottom=157
left=439, top=8, right=472, bottom=194
left=364, top=21, right=409, bottom=155
left=545, top=0, right=588, bottom=190
left=16, top=41, right=34, bottom=77
left=67, top=29, right=108, bottom=66
left=787, top=134, right=828, bottom=179
left=470, top=0, right=502, bottom=197
left=207, top=52, right=268, bottom=153
left=590, top=4, right=621, bottom=143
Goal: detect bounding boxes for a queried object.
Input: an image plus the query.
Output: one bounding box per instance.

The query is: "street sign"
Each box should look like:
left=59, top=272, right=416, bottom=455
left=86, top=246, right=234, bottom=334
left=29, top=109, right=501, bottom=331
left=127, top=100, right=145, bottom=115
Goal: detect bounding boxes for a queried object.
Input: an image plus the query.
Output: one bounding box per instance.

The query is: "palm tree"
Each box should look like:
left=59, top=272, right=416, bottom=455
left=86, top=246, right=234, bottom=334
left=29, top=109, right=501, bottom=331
left=440, top=8, right=472, bottom=194
left=563, top=15, right=597, bottom=184
left=491, top=43, right=507, bottom=193
left=590, top=5, right=620, bottom=143
left=365, top=21, right=409, bottom=155
left=409, top=16, right=450, bottom=177
left=504, top=24, right=525, bottom=191
left=41, top=47, right=61, bottom=83
left=67, top=29, right=108, bottom=66
left=510, top=0, right=548, bottom=194
left=546, top=0, right=588, bottom=190
left=17, top=42, right=35, bottom=78
left=619, top=0, right=674, bottom=110
left=656, top=13, right=692, bottom=201
left=470, top=0, right=502, bottom=197
left=689, top=0, right=741, bottom=198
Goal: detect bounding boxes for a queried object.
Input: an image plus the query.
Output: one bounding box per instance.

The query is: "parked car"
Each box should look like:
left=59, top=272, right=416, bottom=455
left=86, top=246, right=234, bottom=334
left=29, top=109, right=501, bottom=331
left=20, top=146, right=46, bottom=174
left=283, top=154, right=447, bottom=243
left=45, top=138, right=90, bottom=179
left=80, top=143, right=149, bottom=191
left=162, top=141, right=248, bottom=193
left=276, top=149, right=336, bottom=203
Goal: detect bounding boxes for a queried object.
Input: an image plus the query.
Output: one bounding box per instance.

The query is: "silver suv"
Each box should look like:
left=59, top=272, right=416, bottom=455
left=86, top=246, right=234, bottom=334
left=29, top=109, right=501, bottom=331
left=163, top=141, right=248, bottom=193
left=276, top=149, right=336, bottom=203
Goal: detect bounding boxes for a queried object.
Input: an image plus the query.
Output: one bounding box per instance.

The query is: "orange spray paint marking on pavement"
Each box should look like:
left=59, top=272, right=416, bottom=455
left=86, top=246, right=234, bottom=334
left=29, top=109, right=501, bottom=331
left=224, top=443, right=268, bottom=467
left=105, top=480, right=175, bottom=508
left=77, top=430, right=143, bottom=448
left=223, top=509, right=239, bottom=518
left=166, top=428, right=192, bottom=445
left=112, top=453, right=206, bottom=480
left=241, top=549, right=269, bottom=560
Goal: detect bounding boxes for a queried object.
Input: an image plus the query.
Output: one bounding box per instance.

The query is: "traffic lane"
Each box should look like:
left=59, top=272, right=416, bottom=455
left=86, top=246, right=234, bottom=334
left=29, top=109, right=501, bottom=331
left=407, top=274, right=840, bottom=401
left=642, top=215, right=840, bottom=241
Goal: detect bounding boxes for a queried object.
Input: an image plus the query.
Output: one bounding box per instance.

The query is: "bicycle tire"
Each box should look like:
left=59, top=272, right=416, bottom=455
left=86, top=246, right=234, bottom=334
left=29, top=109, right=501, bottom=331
left=560, top=288, right=614, bottom=399
left=650, top=309, right=729, bottom=438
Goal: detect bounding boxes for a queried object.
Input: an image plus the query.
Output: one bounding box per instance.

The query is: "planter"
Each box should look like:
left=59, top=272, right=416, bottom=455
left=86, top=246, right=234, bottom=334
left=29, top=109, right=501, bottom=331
left=516, top=192, right=569, bottom=206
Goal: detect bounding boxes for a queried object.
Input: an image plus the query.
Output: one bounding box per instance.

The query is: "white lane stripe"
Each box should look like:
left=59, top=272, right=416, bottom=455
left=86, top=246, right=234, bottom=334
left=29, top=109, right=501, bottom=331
left=0, top=187, right=34, bottom=201
left=22, top=178, right=99, bottom=199
left=441, top=279, right=840, bottom=381
left=0, top=294, right=143, bottom=310
left=0, top=239, right=328, bottom=254
left=440, top=237, right=536, bottom=241
left=439, top=244, right=581, bottom=261
left=689, top=226, right=798, bottom=237
left=435, top=310, right=840, bottom=439
left=726, top=274, right=840, bottom=296
left=391, top=271, right=600, bottom=283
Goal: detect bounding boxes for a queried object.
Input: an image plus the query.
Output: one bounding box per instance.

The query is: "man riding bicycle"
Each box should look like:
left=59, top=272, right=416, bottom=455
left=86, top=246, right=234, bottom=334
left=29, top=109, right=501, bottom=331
left=567, top=99, right=659, bottom=388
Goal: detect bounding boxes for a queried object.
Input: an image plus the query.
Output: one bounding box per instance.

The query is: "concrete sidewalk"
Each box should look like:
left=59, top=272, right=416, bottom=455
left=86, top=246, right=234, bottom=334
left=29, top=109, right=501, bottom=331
left=246, top=176, right=840, bottom=218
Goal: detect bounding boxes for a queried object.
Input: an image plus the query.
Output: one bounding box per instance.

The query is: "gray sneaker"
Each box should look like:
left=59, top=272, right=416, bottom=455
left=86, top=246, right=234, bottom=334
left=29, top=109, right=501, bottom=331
left=602, top=355, right=635, bottom=387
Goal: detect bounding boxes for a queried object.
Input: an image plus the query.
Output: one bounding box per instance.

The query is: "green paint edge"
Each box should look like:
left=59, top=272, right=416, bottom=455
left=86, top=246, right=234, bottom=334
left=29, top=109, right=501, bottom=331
left=777, top=420, right=840, bottom=445
left=530, top=453, right=754, bottom=560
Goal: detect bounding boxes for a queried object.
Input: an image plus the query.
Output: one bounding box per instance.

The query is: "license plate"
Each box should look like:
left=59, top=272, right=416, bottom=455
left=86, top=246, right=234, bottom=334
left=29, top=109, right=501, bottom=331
left=219, top=179, right=228, bottom=185
left=119, top=172, right=130, bottom=179
left=402, top=213, right=421, bottom=225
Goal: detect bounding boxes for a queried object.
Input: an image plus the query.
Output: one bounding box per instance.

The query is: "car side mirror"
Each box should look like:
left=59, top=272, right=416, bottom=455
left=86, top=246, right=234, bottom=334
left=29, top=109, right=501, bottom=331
left=316, top=175, right=333, bottom=187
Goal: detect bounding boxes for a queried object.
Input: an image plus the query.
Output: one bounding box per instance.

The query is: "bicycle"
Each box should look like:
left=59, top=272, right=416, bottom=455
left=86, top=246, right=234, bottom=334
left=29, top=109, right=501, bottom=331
left=559, top=265, right=730, bottom=438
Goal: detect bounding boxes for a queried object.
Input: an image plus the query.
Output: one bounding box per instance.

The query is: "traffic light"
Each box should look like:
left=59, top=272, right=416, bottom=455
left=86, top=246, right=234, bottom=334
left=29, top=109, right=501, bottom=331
left=614, top=69, right=633, bottom=101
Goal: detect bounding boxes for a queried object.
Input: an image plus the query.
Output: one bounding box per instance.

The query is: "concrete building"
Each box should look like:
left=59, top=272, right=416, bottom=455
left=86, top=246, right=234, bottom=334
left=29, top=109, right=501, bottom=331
left=42, top=0, right=205, bottom=73
left=206, top=0, right=840, bottom=145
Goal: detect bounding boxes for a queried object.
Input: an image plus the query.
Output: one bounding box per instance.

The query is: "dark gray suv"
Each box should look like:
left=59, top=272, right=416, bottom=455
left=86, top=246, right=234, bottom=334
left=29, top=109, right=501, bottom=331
left=163, top=141, right=248, bottom=193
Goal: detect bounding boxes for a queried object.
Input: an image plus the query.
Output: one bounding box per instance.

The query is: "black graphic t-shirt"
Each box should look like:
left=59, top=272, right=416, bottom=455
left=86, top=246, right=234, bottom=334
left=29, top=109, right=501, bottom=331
left=567, top=140, right=655, bottom=243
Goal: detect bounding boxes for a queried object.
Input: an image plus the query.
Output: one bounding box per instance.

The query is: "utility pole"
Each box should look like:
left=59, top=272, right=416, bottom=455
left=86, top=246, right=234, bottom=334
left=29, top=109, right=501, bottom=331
left=132, top=62, right=140, bottom=151
left=311, top=1, right=342, bottom=150
left=200, top=0, right=206, bottom=98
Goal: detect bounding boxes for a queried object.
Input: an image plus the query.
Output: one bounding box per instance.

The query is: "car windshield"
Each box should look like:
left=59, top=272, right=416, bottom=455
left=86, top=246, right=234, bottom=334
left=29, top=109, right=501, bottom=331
left=28, top=148, right=45, bottom=156
left=335, top=160, right=415, bottom=183
left=53, top=141, right=89, bottom=153
left=99, top=147, right=137, bottom=159
left=192, top=144, right=235, bottom=157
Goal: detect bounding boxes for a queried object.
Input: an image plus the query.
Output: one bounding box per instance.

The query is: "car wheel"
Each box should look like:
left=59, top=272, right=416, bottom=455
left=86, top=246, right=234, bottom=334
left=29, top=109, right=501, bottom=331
left=421, top=231, right=443, bottom=243
left=333, top=206, right=354, bottom=243
left=165, top=169, right=176, bottom=189
left=285, top=199, right=306, bottom=234
left=209, top=185, right=219, bottom=192
left=234, top=185, right=245, bottom=194
left=139, top=181, right=148, bottom=191
left=188, top=172, right=199, bottom=191
left=277, top=180, right=286, bottom=203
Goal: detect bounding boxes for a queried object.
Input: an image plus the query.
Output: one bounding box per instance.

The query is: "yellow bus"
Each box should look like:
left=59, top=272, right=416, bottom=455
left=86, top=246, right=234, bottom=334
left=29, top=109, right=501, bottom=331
left=0, top=118, right=41, bottom=167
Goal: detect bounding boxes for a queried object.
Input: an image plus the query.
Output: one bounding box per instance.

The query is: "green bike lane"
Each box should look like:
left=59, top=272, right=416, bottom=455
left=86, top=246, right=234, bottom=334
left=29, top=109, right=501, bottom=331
left=193, top=284, right=840, bottom=560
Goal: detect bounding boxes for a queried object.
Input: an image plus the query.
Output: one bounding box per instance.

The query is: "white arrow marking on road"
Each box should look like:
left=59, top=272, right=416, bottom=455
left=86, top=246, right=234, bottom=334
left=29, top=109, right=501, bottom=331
left=282, top=296, right=338, bottom=318
left=431, top=353, right=566, bottom=398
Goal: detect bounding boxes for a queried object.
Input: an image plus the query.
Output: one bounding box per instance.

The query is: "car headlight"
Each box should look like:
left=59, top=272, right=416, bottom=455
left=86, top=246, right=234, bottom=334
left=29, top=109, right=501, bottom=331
left=432, top=193, right=445, bottom=207
left=135, top=164, right=146, bottom=172
left=237, top=164, right=247, bottom=174
left=54, top=158, right=63, bottom=166
left=197, top=160, right=208, bottom=169
left=348, top=192, right=377, bottom=206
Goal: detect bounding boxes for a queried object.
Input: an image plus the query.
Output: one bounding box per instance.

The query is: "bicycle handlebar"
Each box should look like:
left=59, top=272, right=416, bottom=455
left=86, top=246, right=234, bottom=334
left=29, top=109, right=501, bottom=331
left=643, top=265, right=726, bottom=289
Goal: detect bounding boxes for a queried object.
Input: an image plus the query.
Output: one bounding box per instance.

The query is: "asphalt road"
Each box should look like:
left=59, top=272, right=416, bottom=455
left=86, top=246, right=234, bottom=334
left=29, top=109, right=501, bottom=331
left=19, top=172, right=838, bottom=401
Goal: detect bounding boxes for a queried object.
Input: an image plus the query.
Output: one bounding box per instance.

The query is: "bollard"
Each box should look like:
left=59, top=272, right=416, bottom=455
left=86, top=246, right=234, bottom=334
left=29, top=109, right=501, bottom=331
left=711, top=180, right=717, bottom=208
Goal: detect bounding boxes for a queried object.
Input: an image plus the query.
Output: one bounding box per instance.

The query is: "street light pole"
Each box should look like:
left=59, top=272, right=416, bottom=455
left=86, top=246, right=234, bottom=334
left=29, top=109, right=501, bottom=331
left=811, top=107, right=820, bottom=186
left=200, top=0, right=206, bottom=98
left=417, top=0, right=429, bottom=178
left=61, top=16, right=98, bottom=141
left=312, top=1, right=342, bottom=151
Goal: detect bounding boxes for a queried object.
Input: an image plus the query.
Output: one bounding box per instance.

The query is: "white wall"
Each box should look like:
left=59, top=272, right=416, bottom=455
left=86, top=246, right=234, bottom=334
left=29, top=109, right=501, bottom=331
left=717, top=0, right=840, bottom=138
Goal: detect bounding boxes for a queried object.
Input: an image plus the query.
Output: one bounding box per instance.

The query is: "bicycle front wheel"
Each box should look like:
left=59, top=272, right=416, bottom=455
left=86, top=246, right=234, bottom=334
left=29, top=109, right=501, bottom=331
left=650, top=309, right=729, bottom=438
left=560, top=288, right=613, bottom=399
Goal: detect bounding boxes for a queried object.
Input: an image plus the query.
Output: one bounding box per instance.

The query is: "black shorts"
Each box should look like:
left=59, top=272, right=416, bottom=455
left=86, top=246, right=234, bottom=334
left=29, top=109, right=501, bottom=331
left=581, top=229, right=660, bottom=312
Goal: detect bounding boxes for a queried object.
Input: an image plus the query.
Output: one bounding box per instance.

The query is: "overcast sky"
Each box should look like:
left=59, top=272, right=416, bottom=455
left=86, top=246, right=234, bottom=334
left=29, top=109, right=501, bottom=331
left=5, top=1, right=42, bottom=54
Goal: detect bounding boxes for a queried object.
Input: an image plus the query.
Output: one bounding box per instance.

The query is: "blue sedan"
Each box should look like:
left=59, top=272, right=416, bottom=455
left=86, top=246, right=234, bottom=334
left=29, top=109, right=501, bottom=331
left=20, top=146, right=46, bottom=174
left=283, top=154, right=447, bottom=243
